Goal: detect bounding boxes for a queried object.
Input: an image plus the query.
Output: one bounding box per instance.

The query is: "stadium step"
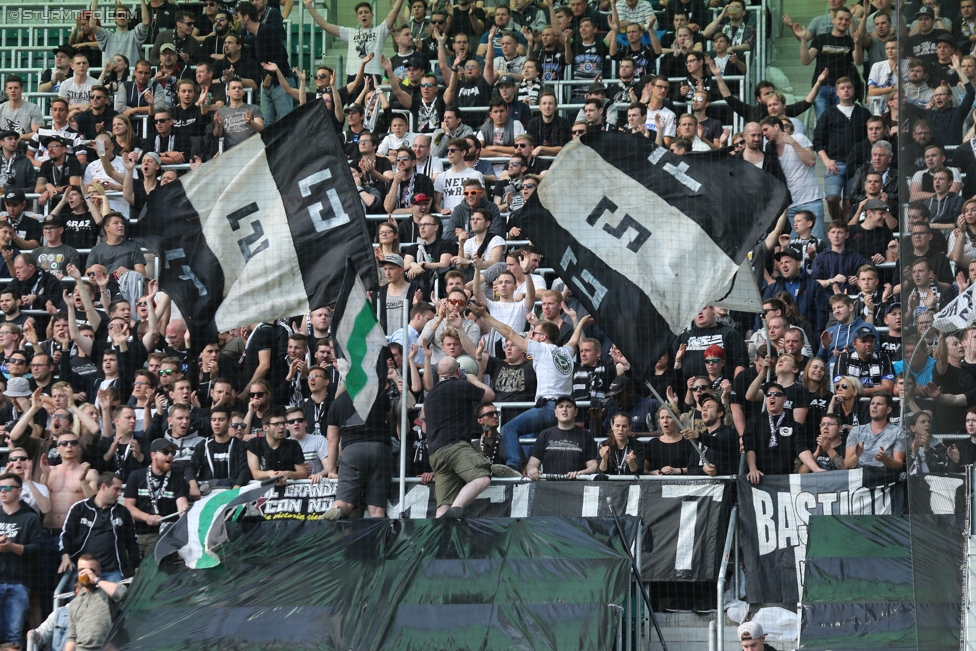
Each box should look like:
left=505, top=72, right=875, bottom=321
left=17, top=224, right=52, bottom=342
left=652, top=612, right=798, bottom=650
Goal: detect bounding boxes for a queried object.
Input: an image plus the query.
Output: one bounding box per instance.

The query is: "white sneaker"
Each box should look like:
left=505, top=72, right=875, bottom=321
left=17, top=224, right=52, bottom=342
left=323, top=506, right=341, bottom=521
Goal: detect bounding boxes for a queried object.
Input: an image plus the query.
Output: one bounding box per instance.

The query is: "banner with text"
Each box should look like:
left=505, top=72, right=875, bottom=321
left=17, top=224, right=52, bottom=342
left=737, top=469, right=907, bottom=604
left=238, top=478, right=732, bottom=581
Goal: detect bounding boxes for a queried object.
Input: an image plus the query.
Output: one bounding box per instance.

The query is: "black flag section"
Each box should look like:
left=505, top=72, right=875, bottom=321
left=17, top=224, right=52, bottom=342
left=131, top=100, right=377, bottom=348
left=519, top=134, right=789, bottom=378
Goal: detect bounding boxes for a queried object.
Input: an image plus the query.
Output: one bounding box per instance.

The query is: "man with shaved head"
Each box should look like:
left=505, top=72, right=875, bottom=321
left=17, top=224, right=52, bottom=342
left=423, top=355, right=495, bottom=519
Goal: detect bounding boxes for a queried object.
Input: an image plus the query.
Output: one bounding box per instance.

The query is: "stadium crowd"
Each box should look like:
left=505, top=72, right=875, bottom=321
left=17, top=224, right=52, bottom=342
left=0, top=0, right=966, bottom=645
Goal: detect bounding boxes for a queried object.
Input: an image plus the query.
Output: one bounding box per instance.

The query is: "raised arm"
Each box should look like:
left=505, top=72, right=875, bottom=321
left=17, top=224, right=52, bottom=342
left=385, top=0, right=406, bottom=30
left=302, top=0, right=341, bottom=37
left=381, top=55, right=414, bottom=108
left=483, top=26, right=498, bottom=86
left=565, top=314, right=594, bottom=353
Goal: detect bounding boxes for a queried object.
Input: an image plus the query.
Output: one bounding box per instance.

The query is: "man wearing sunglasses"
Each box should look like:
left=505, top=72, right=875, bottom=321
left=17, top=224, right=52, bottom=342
left=384, top=147, right=435, bottom=215
left=744, top=382, right=817, bottom=484
left=284, top=406, right=328, bottom=482
left=150, top=10, right=201, bottom=67
left=0, top=472, right=42, bottom=646
left=124, top=438, right=190, bottom=557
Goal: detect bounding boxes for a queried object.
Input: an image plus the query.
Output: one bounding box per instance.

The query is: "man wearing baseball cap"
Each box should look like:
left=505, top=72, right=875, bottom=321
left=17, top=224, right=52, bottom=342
left=0, top=188, right=41, bottom=250
left=38, top=46, right=75, bottom=94
left=35, top=214, right=81, bottom=275
left=763, top=247, right=828, bottom=336
left=376, top=254, right=420, bottom=336
left=832, top=324, right=895, bottom=396
left=124, top=437, right=190, bottom=557
left=526, top=395, right=598, bottom=480
left=738, top=621, right=778, bottom=650
left=35, top=135, right=83, bottom=207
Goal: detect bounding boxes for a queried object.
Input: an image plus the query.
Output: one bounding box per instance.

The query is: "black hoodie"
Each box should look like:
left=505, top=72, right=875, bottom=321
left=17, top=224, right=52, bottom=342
left=0, top=500, right=42, bottom=585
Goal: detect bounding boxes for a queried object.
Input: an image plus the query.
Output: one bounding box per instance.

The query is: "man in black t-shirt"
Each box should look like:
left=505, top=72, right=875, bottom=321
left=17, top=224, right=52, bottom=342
left=123, top=438, right=190, bottom=558
left=485, top=339, right=537, bottom=418
left=744, top=383, right=815, bottom=481
left=323, top=384, right=393, bottom=520
left=424, top=356, right=494, bottom=518
left=245, top=408, right=306, bottom=484
left=527, top=396, right=598, bottom=479
left=240, top=321, right=289, bottom=393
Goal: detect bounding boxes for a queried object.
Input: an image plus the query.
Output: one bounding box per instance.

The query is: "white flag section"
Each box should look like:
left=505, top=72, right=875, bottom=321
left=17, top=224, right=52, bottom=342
left=179, top=137, right=307, bottom=332
left=332, top=262, right=388, bottom=422
left=537, top=139, right=751, bottom=332
left=934, top=283, right=976, bottom=333
left=711, top=256, right=765, bottom=314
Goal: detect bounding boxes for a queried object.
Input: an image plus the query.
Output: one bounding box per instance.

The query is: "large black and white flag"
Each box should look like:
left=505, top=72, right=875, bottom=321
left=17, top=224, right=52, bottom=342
left=131, top=101, right=377, bottom=347
left=520, top=134, right=789, bottom=377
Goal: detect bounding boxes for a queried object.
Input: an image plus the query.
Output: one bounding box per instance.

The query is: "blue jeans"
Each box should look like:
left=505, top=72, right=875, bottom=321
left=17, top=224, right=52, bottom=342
left=500, top=401, right=557, bottom=469
left=789, top=200, right=826, bottom=240
left=823, top=161, right=847, bottom=199
left=0, top=583, right=28, bottom=643
left=813, top=84, right=838, bottom=119
left=261, top=82, right=294, bottom=127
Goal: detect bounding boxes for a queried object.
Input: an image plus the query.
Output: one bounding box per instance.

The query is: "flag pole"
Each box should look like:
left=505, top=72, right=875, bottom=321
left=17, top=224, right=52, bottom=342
left=398, top=294, right=409, bottom=515
left=764, top=318, right=773, bottom=382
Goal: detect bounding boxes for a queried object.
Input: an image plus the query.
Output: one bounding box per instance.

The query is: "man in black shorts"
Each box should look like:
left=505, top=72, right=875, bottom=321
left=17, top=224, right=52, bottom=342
left=424, top=356, right=495, bottom=518
left=323, top=371, right=394, bottom=521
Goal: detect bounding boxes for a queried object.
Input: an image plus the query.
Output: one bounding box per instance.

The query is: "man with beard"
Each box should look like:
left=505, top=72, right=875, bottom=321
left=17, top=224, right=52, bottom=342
left=681, top=395, right=737, bottom=475
left=124, top=438, right=189, bottom=557
left=383, top=146, right=434, bottom=214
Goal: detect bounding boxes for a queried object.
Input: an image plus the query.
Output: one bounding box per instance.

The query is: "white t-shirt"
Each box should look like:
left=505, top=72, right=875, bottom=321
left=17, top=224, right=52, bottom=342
left=433, top=167, right=484, bottom=213
left=484, top=298, right=528, bottom=356
left=296, top=433, right=329, bottom=475
left=645, top=106, right=676, bottom=137
left=338, top=24, right=389, bottom=77
left=377, top=131, right=416, bottom=156
left=464, top=234, right=505, bottom=261
left=527, top=338, right=575, bottom=400
left=58, top=77, right=96, bottom=106
left=778, top=133, right=823, bottom=206
left=515, top=274, right=546, bottom=298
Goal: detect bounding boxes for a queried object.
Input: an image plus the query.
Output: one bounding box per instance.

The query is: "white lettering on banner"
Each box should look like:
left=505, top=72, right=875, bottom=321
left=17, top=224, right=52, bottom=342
left=510, top=483, right=531, bottom=517
left=582, top=485, right=601, bottom=516
left=625, top=485, right=641, bottom=516
left=164, top=248, right=186, bottom=268
left=537, top=138, right=740, bottom=332
left=558, top=247, right=608, bottom=309
left=662, top=482, right=726, bottom=574
left=385, top=484, right=430, bottom=519
left=178, top=266, right=208, bottom=295
left=754, top=490, right=776, bottom=555
left=298, top=170, right=351, bottom=233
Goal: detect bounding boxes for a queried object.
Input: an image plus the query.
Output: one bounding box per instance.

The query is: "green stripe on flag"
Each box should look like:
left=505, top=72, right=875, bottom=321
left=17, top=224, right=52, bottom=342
left=344, top=301, right=378, bottom=399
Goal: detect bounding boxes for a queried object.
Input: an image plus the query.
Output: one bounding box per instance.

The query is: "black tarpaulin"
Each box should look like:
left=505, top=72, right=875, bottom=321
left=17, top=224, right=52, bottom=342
left=104, top=516, right=638, bottom=651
